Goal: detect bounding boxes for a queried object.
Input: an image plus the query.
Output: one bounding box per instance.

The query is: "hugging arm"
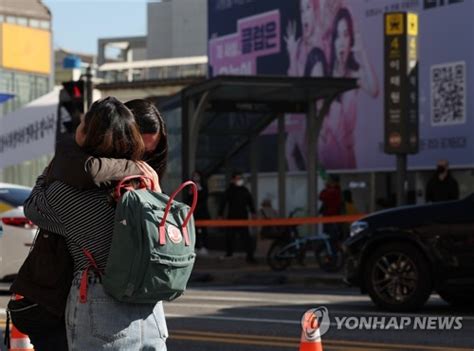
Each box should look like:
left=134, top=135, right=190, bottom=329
left=85, top=157, right=144, bottom=188
left=24, top=169, right=67, bottom=236
left=50, top=136, right=144, bottom=189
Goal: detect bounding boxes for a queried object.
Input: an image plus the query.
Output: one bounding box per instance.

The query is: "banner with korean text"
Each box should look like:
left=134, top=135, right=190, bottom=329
left=0, top=88, right=59, bottom=168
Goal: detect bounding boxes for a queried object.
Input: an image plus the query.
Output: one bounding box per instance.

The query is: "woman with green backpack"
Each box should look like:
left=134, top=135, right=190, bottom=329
left=23, top=97, right=169, bottom=350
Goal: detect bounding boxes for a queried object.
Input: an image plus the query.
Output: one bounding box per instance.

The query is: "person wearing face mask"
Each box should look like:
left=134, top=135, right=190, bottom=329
left=425, top=160, right=459, bottom=203
left=218, top=172, right=257, bottom=263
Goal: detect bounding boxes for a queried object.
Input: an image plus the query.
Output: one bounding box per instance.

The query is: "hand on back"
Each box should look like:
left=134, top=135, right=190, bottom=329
left=136, top=161, right=161, bottom=193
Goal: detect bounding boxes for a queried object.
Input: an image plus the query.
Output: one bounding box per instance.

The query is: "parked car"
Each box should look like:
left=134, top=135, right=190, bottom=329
left=344, top=194, right=474, bottom=311
left=0, top=183, right=36, bottom=281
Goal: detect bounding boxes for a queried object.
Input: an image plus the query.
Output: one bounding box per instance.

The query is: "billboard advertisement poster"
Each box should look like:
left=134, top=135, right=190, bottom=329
left=208, top=0, right=473, bottom=172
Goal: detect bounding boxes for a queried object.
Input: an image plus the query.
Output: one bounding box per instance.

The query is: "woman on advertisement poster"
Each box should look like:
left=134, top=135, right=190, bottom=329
left=284, top=0, right=345, bottom=171
left=285, top=0, right=324, bottom=77
left=284, top=2, right=379, bottom=171
left=285, top=0, right=342, bottom=77
left=318, top=7, right=379, bottom=169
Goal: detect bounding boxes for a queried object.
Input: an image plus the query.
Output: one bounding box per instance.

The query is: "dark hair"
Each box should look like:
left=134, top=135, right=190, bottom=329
left=81, top=97, right=144, bottom=160
left=304, top=47, right=328, bottom=77
left=329, top=7, right=360, bottom=75
left=232, top=171, right=243, bottom=179
left=125, top=99, right=168, bottom=179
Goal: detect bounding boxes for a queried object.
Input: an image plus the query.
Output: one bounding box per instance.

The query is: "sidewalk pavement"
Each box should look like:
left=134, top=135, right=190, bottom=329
left=190, top=251, right=345, bottom=288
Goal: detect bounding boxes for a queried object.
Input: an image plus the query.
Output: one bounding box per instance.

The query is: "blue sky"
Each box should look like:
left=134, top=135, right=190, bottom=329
left=43, top=0, right=154, bottom=55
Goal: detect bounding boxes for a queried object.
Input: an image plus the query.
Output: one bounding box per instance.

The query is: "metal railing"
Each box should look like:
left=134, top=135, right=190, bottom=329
left=98, top=56, right=208, bottom=83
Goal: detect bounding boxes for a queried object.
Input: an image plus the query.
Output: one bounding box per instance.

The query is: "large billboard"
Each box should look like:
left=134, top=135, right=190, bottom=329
left=208, top=0, right=473, bottom=172
left=0, top=24, right=51, bottom=75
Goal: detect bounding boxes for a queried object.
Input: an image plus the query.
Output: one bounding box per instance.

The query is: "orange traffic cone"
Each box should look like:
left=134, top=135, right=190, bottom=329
left=9, top=325, right=34, bottom=351
left=8, top=295, right=34, bottom=351
left=299, top=310, right=323, bottom=351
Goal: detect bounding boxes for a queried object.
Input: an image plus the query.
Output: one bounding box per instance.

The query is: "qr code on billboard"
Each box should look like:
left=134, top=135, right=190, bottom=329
left=431, top=61, right=466, bottom=126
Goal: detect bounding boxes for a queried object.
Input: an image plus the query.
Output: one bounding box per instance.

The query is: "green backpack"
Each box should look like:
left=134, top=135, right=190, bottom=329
left=102, top=176, right=197, bottom=303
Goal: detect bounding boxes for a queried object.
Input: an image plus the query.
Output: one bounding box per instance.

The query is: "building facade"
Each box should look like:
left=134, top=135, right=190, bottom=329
left=0, top=0, right=53, bottom=185
left=147, top=0, right=207, bottom=60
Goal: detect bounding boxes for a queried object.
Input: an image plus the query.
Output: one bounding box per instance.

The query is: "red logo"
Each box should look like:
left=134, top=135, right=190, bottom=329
left=167, top=225, right=183, bottom=244
left=389, top=132, right=402, bottom=148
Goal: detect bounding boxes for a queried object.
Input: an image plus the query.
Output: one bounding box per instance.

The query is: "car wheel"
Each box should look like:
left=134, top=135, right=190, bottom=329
left=364, top=242, right=432, bottom=312
left=437, top=289, right=474, bottom=308
left=266, top=239, right=292, bottom=271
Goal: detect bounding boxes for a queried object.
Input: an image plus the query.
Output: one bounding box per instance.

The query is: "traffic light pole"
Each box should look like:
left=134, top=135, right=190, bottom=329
left=85, top=66, right=93, bottom=110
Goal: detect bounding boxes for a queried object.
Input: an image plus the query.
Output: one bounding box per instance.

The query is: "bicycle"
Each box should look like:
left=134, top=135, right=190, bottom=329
left=265, top=209, right=345, bottom=273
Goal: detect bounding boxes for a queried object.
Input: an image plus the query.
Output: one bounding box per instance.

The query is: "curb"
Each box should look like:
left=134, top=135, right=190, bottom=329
left=190, top=269, right=344, bottom=287
left=190, top=267, right=347, bottom=287
left=190, top=256, right=344, bottom=287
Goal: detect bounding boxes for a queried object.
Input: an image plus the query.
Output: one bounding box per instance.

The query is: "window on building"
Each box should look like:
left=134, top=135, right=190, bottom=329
left=40, top=21, right=50, bottom=30
left=0, top=69, right=50, bottom=117
left=0, top=15, right=4, bottom=23
left=29, top=19, right=40, bottom=28
left=17, top=17, right=28, bottom=26
left=6, top=16, right=16, bottom=24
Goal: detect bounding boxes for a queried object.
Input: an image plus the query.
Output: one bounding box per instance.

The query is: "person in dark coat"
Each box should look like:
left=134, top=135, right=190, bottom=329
left=426, top=160, right=459, bottom=203
left=219, top=172, right=257, bottom=263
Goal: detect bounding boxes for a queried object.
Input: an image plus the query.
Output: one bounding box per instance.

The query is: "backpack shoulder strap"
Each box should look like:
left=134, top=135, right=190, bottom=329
left=159, top=181, right=198, bottom=246
left=114, top=175, right=155, bottom=201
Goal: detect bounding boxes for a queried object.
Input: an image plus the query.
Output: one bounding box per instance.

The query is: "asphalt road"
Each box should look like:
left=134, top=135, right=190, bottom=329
left=165, top=285, right=474, bottom=351
left=0, top=283, right=473, bottom=350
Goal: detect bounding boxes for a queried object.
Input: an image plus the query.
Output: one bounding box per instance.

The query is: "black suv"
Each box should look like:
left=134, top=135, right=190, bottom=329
left=344, top=194, right=474, bottom=311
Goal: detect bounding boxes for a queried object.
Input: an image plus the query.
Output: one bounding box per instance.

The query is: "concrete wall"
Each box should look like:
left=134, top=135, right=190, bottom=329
left=131, top=47, right=147, bottom=61
left=147, top=0, right=172, bottom=59
left=147, top=0, right=207, bottom=59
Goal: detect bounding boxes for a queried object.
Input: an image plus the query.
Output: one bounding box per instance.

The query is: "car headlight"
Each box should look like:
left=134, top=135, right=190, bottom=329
left=350, top=221, right=368, bottom=237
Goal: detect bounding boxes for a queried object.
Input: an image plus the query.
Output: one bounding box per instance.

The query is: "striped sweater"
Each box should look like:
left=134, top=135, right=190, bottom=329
left=24, top=172, right=116, bottom=274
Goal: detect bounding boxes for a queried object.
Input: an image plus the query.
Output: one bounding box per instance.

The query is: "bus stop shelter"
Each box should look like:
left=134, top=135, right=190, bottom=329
left=169, top=75, right=356, bottom=217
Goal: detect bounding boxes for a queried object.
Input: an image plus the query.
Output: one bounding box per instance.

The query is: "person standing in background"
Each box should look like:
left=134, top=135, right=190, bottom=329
left=219, top=172, right=257, bottom=264
left=319, top=175, right=343, bottom=243
left=426, top=160, right=459, bottom=203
